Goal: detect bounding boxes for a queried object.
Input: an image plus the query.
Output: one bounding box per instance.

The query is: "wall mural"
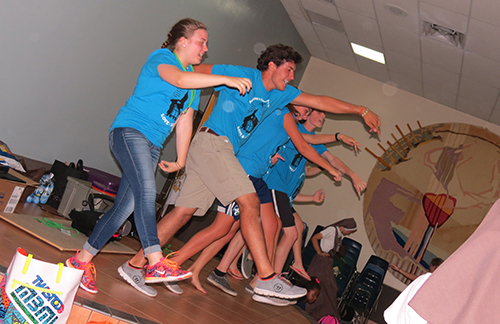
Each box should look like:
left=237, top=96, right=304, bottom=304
left=364, top=122, right=500, bottom=284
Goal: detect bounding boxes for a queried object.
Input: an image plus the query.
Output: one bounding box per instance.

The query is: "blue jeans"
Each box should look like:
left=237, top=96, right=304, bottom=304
left=84, top=127, right=161, bottom=257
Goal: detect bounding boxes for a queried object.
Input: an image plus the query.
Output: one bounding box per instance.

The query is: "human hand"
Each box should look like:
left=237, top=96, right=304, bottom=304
left=313, top=189, right=325, bottom=203
left=271, top=153, right=284, bottom=166
left=351, top=174, right=367, bottom=197
left=158, top=160, right=183, bottom=173
left=328, top=167, right=342, bottom=182
left=389, top=264, right=400, bottom=272
left=226, top=76, right=252, bottom=95
left=338, top=134, right=361, bottom=153
left=362, top=108, right=381, bottom=134
left=319, top=252, right=330, bottom=257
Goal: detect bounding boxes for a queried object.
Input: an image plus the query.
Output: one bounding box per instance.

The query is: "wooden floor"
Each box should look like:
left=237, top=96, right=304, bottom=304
left=0, top=203, right=316, bottom=324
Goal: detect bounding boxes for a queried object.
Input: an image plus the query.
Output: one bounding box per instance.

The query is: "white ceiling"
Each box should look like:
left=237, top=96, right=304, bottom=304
left=280, top=0, right=500, bottom=126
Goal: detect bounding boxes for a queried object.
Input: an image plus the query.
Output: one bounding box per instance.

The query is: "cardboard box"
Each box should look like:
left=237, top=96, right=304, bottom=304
left=0, top=168, right=38, bottom=213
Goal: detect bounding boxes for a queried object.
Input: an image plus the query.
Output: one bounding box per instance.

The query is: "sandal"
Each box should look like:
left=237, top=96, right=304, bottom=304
left=228, top=268, right=243, bottom=280
left=290, top=265, right=311, bottom=281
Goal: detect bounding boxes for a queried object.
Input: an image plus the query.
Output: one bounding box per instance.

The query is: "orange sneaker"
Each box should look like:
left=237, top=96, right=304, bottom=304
left=145, top=254, right=191, bottom=283
left=66, top=251, right=97, bottom=294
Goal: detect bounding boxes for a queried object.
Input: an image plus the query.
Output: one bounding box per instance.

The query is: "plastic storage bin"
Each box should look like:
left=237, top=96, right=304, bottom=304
left=57, top=177, right=92, bottom=218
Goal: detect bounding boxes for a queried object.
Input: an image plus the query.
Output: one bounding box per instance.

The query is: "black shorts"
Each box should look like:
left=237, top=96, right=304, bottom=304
left=270, top=189, right=295, bottom=228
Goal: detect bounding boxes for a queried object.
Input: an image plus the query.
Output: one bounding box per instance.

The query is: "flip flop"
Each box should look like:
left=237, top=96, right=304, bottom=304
left=228, top=268, right=243, bottom=280
left=290, top=265, right=311, bottom=281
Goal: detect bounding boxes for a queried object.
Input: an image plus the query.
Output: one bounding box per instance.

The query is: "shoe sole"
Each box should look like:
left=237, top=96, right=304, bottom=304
left=66, top=259, right=98, bottom=294
left=245, top=285, right=254, bottom=294
left=145, top=271, right=192, bottom=283
left=253, top=287, right=306, bottom=300
left=252, top=294, right=289, bottom=306
left=118, top=266, right=157, bottom=297
left=207, top=276, right=237, bottom=297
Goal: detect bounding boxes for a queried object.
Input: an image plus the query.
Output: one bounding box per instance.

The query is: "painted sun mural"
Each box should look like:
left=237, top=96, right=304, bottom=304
left=363, top=123, right=500, bottom=283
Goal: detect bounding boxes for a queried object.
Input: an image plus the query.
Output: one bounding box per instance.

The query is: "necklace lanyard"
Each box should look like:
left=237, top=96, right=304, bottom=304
left=173, top=52, right=195, bottom=112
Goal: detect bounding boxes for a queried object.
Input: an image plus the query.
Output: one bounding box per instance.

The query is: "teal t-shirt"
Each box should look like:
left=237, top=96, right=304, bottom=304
left=236, top=108, right=291, bottom=178
left=110, top=48, right=200, bottom=147
left=264, top=123, right=327, bottom=203
left=204, top=64, right=301, bottom=154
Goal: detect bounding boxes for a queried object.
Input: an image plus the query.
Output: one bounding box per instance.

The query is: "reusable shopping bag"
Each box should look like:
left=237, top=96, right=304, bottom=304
left=0, top=247, right=83, bottom=324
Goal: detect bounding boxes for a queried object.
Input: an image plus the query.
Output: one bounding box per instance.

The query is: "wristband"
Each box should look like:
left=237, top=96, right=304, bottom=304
left=335, top=132, right=340, bottom=141
left=360, top=106, right=369, bottom=117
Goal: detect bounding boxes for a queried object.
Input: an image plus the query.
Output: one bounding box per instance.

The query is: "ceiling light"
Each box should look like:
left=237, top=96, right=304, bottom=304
left=351, top=43, right=386, bottom=64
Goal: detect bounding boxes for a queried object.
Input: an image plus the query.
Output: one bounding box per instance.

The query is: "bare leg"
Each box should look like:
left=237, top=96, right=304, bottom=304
left=272, top=214, right=283, bottom=267
left=217, top=230, right=245, bottom=272
left=247, top=213, right=283, bottom=288
left=170, top=212, right=235, bottom=266
left=291, top=212, right=306, bottom=271
left=129, top=206, right=196, bottom=268
left=236, top=193, right=275, bottom=278
left=273, top=226, right=298, bottom=273
left=219, top=201, right=278, bottom=273
left=260, top=202, right=280, bottom=266
left=188, top=221, right=240, bottom=293
left=228, top=246, right=244, bottom=275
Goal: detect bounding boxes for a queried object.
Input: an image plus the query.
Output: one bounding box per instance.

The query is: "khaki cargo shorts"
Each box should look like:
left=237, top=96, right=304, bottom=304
left=175, top=131, right=255, bottom=216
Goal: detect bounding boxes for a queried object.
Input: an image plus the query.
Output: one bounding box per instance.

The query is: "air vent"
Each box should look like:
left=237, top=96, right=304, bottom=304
left=422, top=21, right=465, bottom=48
left=306, top=10, right=344, bottom=33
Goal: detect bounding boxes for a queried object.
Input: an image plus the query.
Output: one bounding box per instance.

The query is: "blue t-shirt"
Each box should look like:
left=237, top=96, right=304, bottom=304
left=263, top=123, right=327, bottom=203
left=110, top=48, right=200, bottom=147
left=203, top=64, right=301, bottom=154
left=236, top=108, right=291, bottom=178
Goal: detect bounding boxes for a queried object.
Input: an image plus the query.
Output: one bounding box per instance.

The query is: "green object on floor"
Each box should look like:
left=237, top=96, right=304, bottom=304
left=162, top=244, right=173, bottom=255
left=35, top=217, right=80, bottom=237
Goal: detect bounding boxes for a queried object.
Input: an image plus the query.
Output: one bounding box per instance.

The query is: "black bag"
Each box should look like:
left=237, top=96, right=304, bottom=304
left=69, top=193, right=130, bottom=242
left=47, top=159, right=88, bottom=208
left=69, top=209, right=101, bottom=237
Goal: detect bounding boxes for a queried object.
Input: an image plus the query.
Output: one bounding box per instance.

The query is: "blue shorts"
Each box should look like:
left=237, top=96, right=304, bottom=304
left=217, top=175, right=272, bottom=219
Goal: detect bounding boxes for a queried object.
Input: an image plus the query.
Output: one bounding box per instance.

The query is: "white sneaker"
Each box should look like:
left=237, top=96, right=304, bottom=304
left=254, top=274, right=306, bottom=299
left=252, top=294, right=290, bottom=306
left=118, top=261, right=157, bottom=297
left=165, top=282, right=183, bottom=294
